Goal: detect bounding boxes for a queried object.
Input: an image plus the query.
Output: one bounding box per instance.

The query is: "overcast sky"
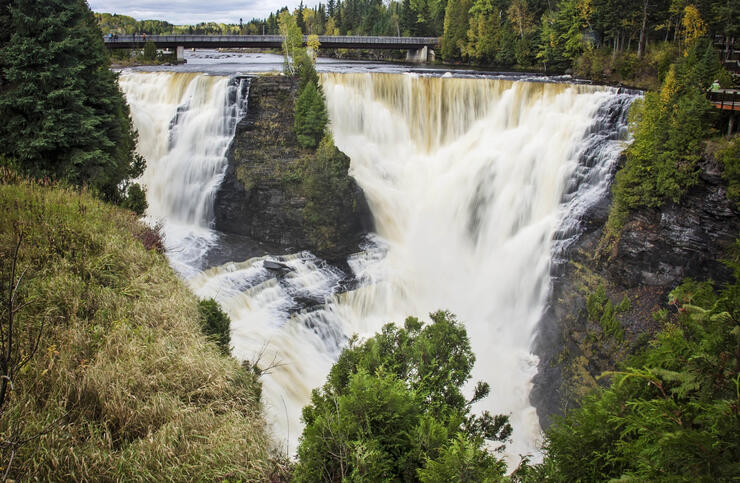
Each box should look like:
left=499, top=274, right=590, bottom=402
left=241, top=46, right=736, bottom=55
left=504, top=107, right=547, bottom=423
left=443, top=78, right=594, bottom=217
left=88, top=0, right=317, bottom=25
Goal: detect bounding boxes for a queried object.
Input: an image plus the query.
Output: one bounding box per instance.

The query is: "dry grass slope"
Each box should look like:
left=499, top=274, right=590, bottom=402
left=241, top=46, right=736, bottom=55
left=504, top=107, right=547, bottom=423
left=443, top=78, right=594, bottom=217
left=0, top=177, right=275, bottom=481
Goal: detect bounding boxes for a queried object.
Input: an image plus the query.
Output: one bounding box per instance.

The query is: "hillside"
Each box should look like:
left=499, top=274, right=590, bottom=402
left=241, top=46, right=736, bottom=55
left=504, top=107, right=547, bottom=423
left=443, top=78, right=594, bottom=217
left=0, top=173, right=279, bottom=481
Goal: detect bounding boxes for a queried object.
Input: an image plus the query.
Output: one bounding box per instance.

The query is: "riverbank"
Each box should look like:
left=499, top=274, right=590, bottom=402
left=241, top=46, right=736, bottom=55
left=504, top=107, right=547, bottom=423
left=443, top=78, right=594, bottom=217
left=0, top=174, right=284, bottom=480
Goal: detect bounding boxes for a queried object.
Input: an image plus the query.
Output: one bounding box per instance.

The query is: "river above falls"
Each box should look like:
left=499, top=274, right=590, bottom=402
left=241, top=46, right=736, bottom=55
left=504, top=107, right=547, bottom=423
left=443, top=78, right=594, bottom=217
left=125, top=49, right=588, bottom=82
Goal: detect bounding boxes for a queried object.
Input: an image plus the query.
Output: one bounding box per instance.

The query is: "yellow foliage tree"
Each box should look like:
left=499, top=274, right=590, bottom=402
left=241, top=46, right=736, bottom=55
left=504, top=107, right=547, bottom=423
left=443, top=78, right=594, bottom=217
left=307, top=34, right=320, bottom=60
left=681, top=5, right=706, bottom=52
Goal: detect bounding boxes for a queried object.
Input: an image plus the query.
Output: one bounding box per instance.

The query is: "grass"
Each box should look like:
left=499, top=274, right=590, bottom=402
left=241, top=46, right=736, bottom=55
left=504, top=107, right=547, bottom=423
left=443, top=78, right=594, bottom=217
left=0, top=174, right=278, bottom=481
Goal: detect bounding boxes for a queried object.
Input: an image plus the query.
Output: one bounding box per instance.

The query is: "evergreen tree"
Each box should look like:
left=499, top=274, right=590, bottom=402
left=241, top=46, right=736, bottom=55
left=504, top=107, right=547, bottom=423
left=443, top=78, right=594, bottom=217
left=0, top=0, right=142, bottom=202
left=296, top=0, right=307, bottom=33
left=294, top=80, right=328, bottom=149
left=294, top=311, right=511, bottom=482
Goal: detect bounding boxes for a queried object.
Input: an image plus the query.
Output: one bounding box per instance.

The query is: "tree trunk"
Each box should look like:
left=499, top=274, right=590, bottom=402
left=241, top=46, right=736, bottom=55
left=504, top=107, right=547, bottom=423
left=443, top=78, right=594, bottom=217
left=664, top=18, right=670, bottom=42
left=637, top=0, right=648, bottom=57
left=613, top=34, right=618, bottom=59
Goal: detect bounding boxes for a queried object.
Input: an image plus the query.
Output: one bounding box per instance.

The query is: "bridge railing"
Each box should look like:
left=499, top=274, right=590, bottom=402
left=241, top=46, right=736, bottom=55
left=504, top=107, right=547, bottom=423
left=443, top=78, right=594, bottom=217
left=708, top=90, right=739, bottom=111
left=103, top=34, right=439, bottom=47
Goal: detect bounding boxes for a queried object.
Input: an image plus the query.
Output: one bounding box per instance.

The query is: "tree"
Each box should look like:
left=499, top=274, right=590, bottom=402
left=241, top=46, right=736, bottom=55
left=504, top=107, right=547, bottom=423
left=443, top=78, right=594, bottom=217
left=441, top=0, right=472, bottom=61
left=142, top=39, right=157, bottom=60
left=294, top=311, right=511, bottom=482
left=306, top=33, right=320, bottom=60
left=680, top=4, right=706, bottom=51
left=0, top=0, right=142, bottom=203
left=609, top=39, right=715, bottom=216
left=294, top=80, right=328, bottom=149
left=197, top=298, right=231, bottom=354
left=278, top=10, right=304, bottom=75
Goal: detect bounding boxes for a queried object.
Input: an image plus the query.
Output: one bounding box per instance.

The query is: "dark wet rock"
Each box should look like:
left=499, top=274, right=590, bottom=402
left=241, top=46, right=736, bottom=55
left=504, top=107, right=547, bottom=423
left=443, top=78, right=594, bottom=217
left=214, top=75, right=372, bottom=262
left=609, top=159, right=739, bottom=287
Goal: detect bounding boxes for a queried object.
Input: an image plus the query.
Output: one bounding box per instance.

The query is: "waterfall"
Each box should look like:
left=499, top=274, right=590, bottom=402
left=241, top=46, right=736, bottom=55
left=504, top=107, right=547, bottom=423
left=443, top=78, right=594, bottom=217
left=121, top=70, right=635, bottom=465
left=119, top=71, right=249, bottom=274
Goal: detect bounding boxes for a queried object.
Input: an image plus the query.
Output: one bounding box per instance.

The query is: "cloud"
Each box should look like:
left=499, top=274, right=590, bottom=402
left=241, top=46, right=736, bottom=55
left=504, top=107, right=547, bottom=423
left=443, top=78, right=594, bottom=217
left=88, top=0, right=319, bottom=25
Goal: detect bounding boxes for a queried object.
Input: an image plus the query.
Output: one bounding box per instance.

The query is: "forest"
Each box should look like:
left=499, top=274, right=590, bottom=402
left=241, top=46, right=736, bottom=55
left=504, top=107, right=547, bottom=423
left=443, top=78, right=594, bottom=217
left=98, top=0, right=738, bottom=80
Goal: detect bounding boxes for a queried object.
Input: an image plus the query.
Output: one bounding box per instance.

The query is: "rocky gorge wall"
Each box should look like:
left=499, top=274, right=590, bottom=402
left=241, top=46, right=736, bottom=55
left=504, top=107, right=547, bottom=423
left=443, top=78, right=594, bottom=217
left=532, top=154, right=740, bottom=427
left=214, top=76, right=372, bottom=262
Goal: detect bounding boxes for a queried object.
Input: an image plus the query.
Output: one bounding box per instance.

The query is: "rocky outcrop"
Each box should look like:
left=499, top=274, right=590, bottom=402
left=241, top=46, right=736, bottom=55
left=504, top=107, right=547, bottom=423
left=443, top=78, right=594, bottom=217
left=214, top=75, right=372, bottom=261
left=532, top=156, right=740, bottom=428
left=608, top=159, right=739, bottom=287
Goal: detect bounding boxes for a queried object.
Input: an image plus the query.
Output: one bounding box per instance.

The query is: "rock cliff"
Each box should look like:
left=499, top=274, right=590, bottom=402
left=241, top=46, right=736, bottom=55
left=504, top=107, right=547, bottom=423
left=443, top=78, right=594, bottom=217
left=214, top=75, right=372, bottom=262
left=532, top=155, right=740, bottom=427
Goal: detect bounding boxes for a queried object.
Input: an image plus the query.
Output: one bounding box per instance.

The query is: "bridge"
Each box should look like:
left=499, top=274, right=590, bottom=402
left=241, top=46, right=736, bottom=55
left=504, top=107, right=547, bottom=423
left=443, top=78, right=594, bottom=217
left=103, top=34, right=439, bottom=63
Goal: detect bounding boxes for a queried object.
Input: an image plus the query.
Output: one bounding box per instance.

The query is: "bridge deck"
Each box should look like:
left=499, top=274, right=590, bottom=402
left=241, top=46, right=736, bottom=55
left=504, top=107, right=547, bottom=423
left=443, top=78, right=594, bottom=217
left=104, top=34, right=439, bottom=50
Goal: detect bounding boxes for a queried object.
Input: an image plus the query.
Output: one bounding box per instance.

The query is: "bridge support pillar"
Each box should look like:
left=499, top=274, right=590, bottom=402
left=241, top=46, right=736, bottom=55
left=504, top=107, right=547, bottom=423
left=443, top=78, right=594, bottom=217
left=176, top=45, right=185, bottom=62
left=406, top=46, right=429, bottom=64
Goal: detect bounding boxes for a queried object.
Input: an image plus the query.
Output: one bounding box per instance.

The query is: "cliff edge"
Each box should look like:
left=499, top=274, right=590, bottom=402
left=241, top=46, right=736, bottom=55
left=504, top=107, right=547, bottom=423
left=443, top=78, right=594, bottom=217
left=532, top=154, right=740, bottom=427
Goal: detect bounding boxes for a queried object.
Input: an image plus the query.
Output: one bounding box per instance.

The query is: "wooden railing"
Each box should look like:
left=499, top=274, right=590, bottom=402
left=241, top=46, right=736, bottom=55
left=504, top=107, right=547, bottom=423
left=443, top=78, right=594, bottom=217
left=708, top=90, right=740, bottom=111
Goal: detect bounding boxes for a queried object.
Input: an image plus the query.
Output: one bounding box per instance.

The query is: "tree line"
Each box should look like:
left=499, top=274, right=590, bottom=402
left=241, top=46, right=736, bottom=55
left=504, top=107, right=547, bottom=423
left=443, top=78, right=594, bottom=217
left=97, top=1, right=737, bottom=74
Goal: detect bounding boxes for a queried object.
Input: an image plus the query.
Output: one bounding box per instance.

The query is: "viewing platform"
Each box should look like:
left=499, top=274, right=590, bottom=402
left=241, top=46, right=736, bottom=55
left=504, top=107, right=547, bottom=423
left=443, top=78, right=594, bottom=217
left=103, top=34, right=439, bottom=62
left=708, top=89, right=740, bottom=111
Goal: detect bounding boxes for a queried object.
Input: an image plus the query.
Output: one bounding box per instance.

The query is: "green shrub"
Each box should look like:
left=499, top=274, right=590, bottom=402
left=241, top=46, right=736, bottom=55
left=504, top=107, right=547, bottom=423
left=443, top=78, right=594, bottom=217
left=540, top=277, right=740, bottom=480
left=197, top=298, right=231, bottom=354
left=122, top=182, right=147, bottom=215
left=716, top=135, right=740, bottom=207
left=294, top=311, right=511, bottom=482
left=586, top=285, right=629, bottom=341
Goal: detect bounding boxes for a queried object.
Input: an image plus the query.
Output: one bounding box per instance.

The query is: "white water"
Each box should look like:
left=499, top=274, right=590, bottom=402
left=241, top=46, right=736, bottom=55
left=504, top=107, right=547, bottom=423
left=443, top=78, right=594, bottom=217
left=120, top=70, right=634, bottom=465
left=119, top=71, right=248, bottom=275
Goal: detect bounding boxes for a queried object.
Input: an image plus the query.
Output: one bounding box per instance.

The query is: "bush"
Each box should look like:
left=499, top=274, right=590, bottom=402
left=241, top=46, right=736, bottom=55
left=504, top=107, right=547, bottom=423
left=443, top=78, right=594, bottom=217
left=586, top=285, right=629, bottom=341
left=122, top=182, right=147, bottom=215
left=294, top=311, right=511, bottom=482
left=197, top=298, right=231, bottom=354
left=540, top=278, right=740, bottom=480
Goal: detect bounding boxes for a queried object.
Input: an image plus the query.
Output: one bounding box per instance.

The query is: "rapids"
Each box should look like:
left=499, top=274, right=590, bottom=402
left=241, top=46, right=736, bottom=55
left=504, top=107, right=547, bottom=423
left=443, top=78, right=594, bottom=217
left=119, top=70, right=635, bottom=465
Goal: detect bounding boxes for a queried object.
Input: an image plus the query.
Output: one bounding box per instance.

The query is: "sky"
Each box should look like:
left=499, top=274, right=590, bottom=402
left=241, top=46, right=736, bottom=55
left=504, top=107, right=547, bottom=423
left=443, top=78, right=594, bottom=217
left=88, top=0, right=316, bottom=25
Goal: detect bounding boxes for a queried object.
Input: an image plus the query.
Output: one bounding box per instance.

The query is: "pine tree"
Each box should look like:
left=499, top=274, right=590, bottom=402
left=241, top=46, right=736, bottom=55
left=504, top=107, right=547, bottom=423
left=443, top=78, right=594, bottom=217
left=0, top=0, right=141, bottom=202
left=1, top=0, right=142, bottom=200
left=294, top=80, right=328, bottom=149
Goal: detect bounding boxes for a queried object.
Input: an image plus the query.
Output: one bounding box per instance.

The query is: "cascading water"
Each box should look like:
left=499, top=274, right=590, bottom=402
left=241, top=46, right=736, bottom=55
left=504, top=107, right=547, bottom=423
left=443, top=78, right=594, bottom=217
left=120, top=70, right=635, bottom=465
left=119, top=71, right=249, bottom=275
